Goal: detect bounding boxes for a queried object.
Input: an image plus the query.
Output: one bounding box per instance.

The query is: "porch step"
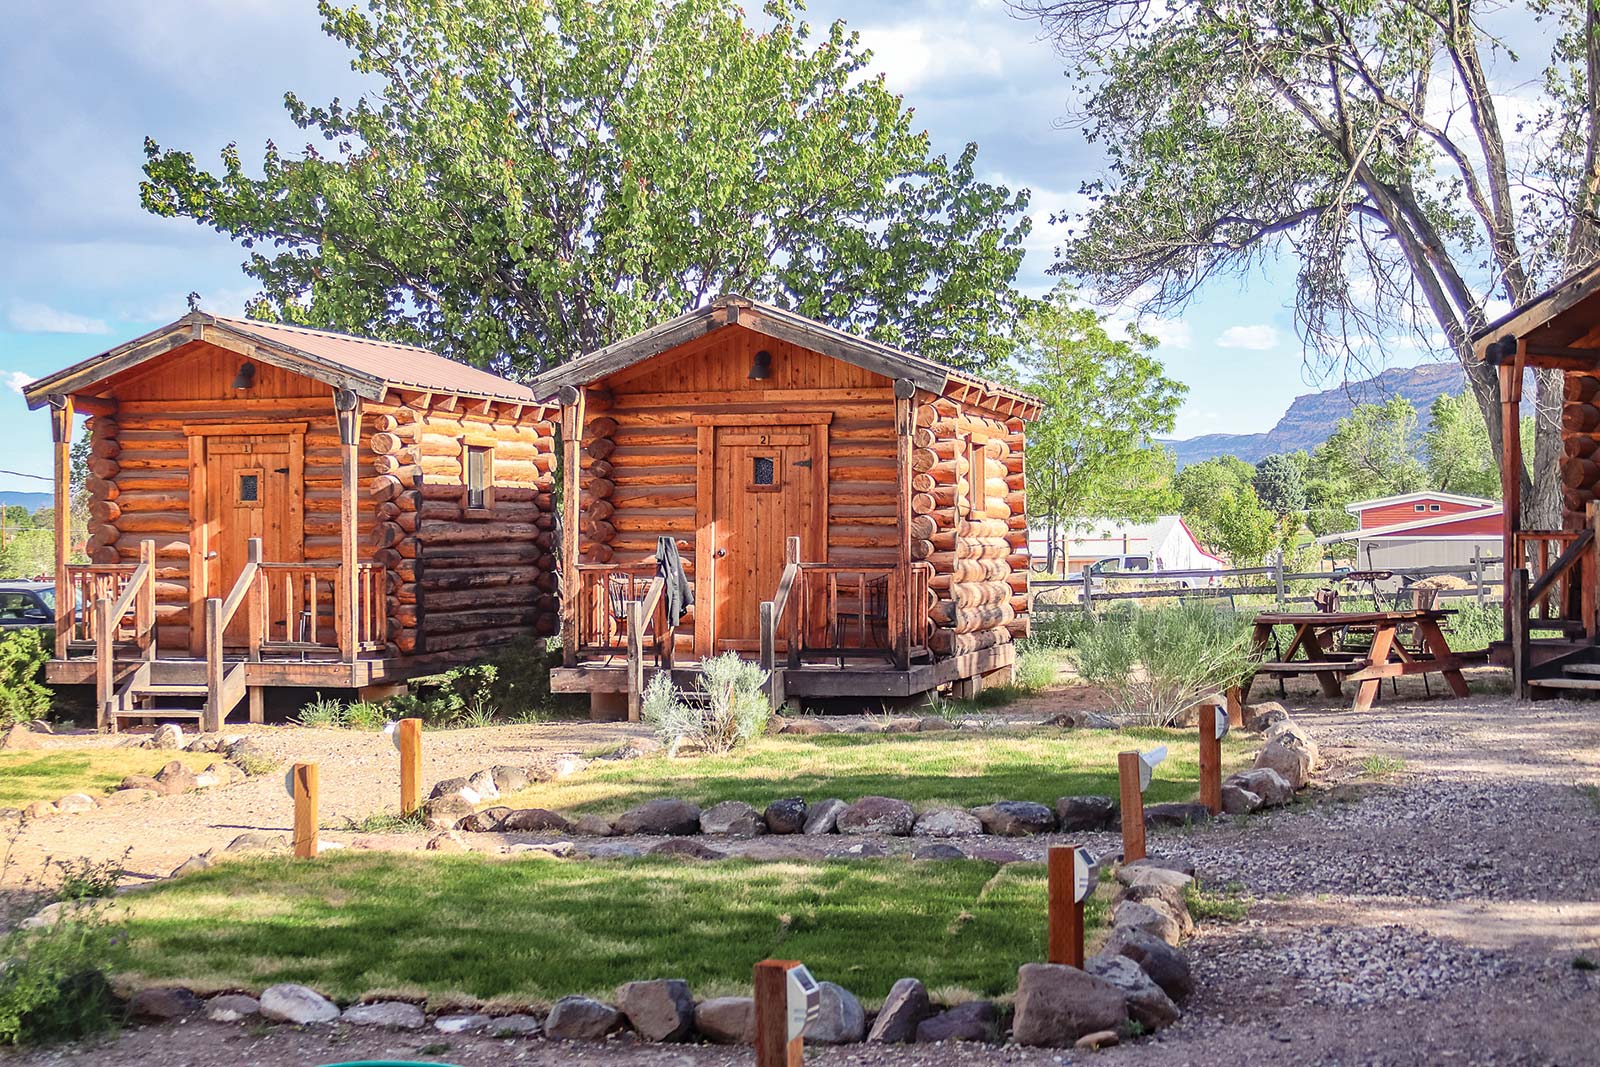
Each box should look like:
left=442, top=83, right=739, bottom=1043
left=137, top=683, right=208, bottom=697
left=1560, top=662, right=1600, bottom=676
left=1530, top=675, right=1600, bottom=691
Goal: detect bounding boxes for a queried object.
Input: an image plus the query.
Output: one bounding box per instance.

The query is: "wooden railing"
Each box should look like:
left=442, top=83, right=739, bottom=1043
left=65, top=564, right=136, bottom=646
left=1513, top=528, right=1595, bottom=635
left=574, top=563, right=659, bottom=657
left=92, top=540, right=157, bottom=729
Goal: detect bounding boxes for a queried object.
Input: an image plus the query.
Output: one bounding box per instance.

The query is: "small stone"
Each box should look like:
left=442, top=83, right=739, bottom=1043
left=259, top=983, right=340, bottom=1025
left=545, top=996, right=621, bottom=1040
left=422, top=794, right=476, bottom=831
left=428, top=776, right=480, bottom=804
left=501, top=808, right=574, bottom=833
left=883, top=717, right=922, bottom=733
left=763, top=797, right=807, bottom=834
left=839, top=840, right=888, bottom=857
left=102, top=787, right=156, bottom=806
left=170, top=853, right=213, bottom=878
left=912, top=808, right=984, bottom=837
left=1142, top=802, right=1212, bottom=829
left=574, top=814, right=614, bottom=836
left=914, top=1000, right=996, bottom=1043
left=1075, top=1029, right=1120, bottom=1050
left=426, top=831, right=469, bottom=852
left=152, top=723, right=184, bottom=750
left=694, top=996, right=755, bottom=1044
left=836, top=796, right=915, bottom=835
left=128, top=987, right=201, bottom=1019
left=1055, top=795, right=1117, bottom=832
left=226, top=831, right=288, bottom=853
left=780, top=718, right=836, bottom=735
left=1243, top=701, right=1289, bottom=731
left=1084, top=954, right=1181, bottom=1030
left=965, top=846, right=1025, bottom=864
left=488, top=1014, right=543, bottom=1036
left=120, top=774, right=163, bottom=792
left=467, top=768, right=501, bottom=802
left=1118, top=882, right=1195, bottom=937
left=458, top=806, right=511, bottom=832
left=22, top=800, right=57, bottom=819
left=434, top=1013, right=493, bottom=1034
left=152, top=760, right=198, bottom=796
left=1116, top=858, right=1195, bottom=888
left=802, top=982, right=866, bottom=1044
left=917, top=716, right=954, bottom=731
left=584, top=841, right=645, bottom=859
left=343, top=1001, right=426, bottom=1029
left=508, top=841, right=576, bottom=858
left=0, top=723, right=44, bottom=750
left=1011, top=964, right=1128, bottom=1047
left=54, top=793, right=97, bottom=814
left=973, top=800, right=1056, bottom=836
left=617, top=979, right=695, bottom=1041
left=491, top=765, right=531, bottom=793
left=1226, top=767, right=1295, bottom=807
left=550, top=754, right=588, bottom=779
left=205, top=994, right=261, bottom=1022
left=699, top=800, right=767, bottom=837
left=1221, top=782, right=1263, bottom=814
left=802, top=798, right=847, bottom=834
left=203, top=760, right=245, bottom=785
left=1111, top=900, right=1184, bottom=946
left=613, top=798, right=702, bottom=835
left=649, top=838, right=724, bottom=860
left=913, top=843, right=967, bottom=860
left=1101, top=926, right=1193, bottom=1001
left=866, top=978, right=931, bottom=1042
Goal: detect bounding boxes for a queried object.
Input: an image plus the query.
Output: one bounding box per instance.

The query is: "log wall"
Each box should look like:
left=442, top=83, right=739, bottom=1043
left=1563, top=370, right=1600, bottom=526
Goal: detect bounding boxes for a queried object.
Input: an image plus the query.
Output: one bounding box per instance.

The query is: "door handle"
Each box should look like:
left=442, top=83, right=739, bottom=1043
left=205, top=551, right=218, bottom=560
left=715, top=548, right=728, bottom=559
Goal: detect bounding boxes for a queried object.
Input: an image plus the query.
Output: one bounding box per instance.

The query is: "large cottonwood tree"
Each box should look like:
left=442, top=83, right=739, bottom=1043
left=1013, top=0, right=1600, bottom=526
left=142, top=0, right=1030, bottom=376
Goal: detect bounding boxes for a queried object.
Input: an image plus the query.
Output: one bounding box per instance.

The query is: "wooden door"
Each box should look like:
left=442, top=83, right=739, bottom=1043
left=711, top=426, right=816, bottom=651
left=198, top=434, right=302, bottom=647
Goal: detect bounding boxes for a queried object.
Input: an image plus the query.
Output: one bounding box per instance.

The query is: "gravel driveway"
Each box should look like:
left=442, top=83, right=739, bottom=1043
left=8, top=694, right=1600, bottom=1066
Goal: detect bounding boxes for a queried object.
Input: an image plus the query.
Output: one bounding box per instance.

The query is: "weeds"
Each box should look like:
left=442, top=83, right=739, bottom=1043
left=1573, top=956, right=1597, bottom=971
left=1184, top=879, right=1253, bottom=923
left=296, top=694, right=345, bottom=729
left=1362, top=756, right=1407, bottom=778
left=643, top=654, right=769, bottom=755
left=339, top=810, right=430, bottom=834
left=51, top=853, right=128, bottom=902
left=1072, top=603, right=1256, bottom=726
left=230, top=751, right=281, bottom=778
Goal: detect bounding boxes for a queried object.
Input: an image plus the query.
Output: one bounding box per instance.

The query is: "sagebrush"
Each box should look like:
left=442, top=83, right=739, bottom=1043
left=642, top=653, right=769, bottom=755
left=0, top=910, right=122, bottom=1046
left=1071, top=602, right=1256, bottom=726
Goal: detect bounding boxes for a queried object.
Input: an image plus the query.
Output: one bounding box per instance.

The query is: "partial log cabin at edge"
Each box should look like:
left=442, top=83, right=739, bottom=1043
left=531, top=294, right=1042, bottom=713
left=23, top=311, right=557, bottom=726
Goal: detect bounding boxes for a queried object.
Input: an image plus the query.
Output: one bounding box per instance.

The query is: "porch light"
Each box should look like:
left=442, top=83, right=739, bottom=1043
left=232, top=361, right=257, bottom=390
left=749, top=349, right=772, bottom=380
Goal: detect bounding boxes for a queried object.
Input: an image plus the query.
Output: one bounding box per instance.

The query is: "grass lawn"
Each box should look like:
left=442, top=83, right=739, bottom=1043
left=504, top=727, right=1253, bottom=817
left=115, top=851, right=1104, bottom=1006
left=0, top=749, right=215, bottom=807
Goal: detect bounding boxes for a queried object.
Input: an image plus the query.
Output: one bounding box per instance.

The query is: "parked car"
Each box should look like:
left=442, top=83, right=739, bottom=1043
left=1069, top=554, right=1216, bottom=594
left=0, top=582, right=57, bottom=628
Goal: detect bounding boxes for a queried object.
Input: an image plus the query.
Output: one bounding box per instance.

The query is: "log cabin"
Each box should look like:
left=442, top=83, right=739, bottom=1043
left=530, top=294, right=1042, bottom=718
left=22, top=311, right=559, bottom=731
left=1475, top=259, right=1600, bottom=697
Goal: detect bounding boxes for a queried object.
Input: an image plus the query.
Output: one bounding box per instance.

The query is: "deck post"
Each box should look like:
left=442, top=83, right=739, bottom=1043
left=95, top=597, right=113, bottom=731
left=785, top=536, right=802, bottom=671
left=138, top=539, right=157, bottom=660
left=626, top=598, right=645, bottom=723
left=760, top=600, right=779, bottom=710
left=49, top=395, right=74, bottom=660
left=894, top=379, right=916, bottom=670
left=1499, top=354, right=1524, bottom=642
left=335, top=390, right=360, bottom=662
left=559, top=386, right=585, bottom=668
left=1511, top=567, right=1530, bottom=698
left=204, top=598, right=224, bottom=733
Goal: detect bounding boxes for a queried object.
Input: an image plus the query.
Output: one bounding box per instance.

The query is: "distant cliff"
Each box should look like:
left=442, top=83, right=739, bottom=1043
left=1166, top=363, right=1471, bottom=468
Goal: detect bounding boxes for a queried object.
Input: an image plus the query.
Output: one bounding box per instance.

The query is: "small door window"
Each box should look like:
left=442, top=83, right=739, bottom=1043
left=236, top=468, right=262, bottom=508
left=749, top=454, right=780, bottom=491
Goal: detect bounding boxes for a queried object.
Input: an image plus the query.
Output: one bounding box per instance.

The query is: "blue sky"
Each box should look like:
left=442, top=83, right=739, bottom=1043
left=0, top=0, right=1445, bottom=494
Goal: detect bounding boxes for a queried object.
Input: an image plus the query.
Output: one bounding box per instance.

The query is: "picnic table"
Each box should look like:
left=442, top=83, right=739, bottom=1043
left=1244, top=609, right=1470, bottom=712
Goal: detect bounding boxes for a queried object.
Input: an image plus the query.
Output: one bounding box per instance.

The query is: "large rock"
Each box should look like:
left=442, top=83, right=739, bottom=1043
left=694, top=996, right=755, bottom=1044
left=501, top=808, right=573, bottom=833
left=204, top=994, right=261, bottom=1022
left=1255, top=737, right=1312, bottom=789
left=1084, top=954, right=1181, bottom=1030
left=699, top=801, right=767, bottom=837
left=152, top=723, right=184, bottom=750
left=1116, top=858, right=1195, bottom=888
left=803, top=982, right=866, bottom=1044
left=836, top=796, right=914, bottom=836
left=617, top=979, right=695, bottom=1041
left=866, top=978, right=932, bottom=1042
left=428, top=776, right=480, bottom=804
left=489, top=1015, right=542, bottom=1036
left=458, top=806, right=511, bottom=832
left=1143, top=802, right=1212, bottom=829
left=103, top=787, right=157, bottom=807
left=466, top=768, right=501, bottom=802
left=259, top=983, right=339, bottom=1025
left=422, top=794, right=475, bottom=831
left=1119, top=882, right=1195, bottom=937
left=153, top=760, right=198, bottom=796
left=1011, top=964, right=1128, bottom=1047
left=226, top=831, right=289, bottom=854
left=802, top=798, right=847, bottom=834
left=1101, top=925, right=1193, bottom=1002
left=912, top=808, right=983, bottom=837
left=128, top=987, right=201, bottom=1019
left=491, top=765, right=531, bottom=794
left=1221, top=782, right=1263, bottom=814
left=613, top=798, right=702, bottom=836
left=0, top=723, right=43, bottom=751
left=1111, top=900, right=1184, bottom=946
left=1244, top=701, right=1289, bottom=731
left=1227, top=767, right=1295, bottom=808
left=973, top=800, right=1056, bottom=836
left=55, top=793, right=97, bottom=814
left=343, top=1001, right=426, bottom=1029
left=780, top=718, right=837, bottom=735
left=1055, top=795, right=1117, bottom=832
left=915, top=1000, right=996, bottom=1043
left=763, top=797, right=807, bottom=834
left=545, top=996, right=621, bottom=1040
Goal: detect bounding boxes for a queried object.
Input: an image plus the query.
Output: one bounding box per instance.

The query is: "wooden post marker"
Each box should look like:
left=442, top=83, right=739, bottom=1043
left=1047, top=844, right=1094, bottom=967
left=1225, top=684, right=1245, bottom=728
left=394, top=718, right=422, bottom=816
left=1199, top=699, right=1226, bottom=815
left=754, top=959, right=819, bottom=1067
left=1118, top=750, right=1147, bottom=862
left=289, top=762, right=319, bottom=859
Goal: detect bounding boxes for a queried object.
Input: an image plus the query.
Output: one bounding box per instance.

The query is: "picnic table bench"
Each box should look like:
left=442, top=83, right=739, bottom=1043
left=1244, top=609, right=1470, bottom=712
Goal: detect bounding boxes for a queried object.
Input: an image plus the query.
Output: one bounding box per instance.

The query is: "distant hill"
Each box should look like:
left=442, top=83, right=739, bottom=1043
left=1166, top=363, right=1473, bottom=468
left=0, top=491, right=53, bottom=512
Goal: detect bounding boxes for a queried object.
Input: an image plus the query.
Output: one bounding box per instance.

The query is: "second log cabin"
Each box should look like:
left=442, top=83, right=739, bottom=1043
left=531, top=295, right=1042, bottom=718
left=23, top=311, right=559, bottom=731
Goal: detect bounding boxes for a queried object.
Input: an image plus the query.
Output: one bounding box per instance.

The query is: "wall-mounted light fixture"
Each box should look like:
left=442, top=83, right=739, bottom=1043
left=232, top=361, right=257, bottom=390
left=749, top=349, right=772, bottom=381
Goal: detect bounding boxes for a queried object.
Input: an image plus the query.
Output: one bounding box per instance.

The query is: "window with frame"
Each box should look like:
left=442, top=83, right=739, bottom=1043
left=236, top=468, right=262, bottom=508
left=465, top=444, right=493, bottom=511
left=1414, top=504, right=1427, bottom=512
left=967, top=437, right=987, bottom=515
left=749, top=454, right=779, bottom=490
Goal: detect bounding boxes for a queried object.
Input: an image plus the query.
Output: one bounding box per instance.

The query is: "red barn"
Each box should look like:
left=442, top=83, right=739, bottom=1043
left=1319, top=491, right=1501, bottom=571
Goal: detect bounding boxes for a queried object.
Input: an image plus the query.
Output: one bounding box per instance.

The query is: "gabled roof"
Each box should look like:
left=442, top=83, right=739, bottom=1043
left=1472, top=259, right=1600, bottom=363
left=528, top=294, right=1042, bottom=421
left=1317, top=505, right=1502, bottom=543
left=1344, top=490, right=1497, bottom=516
left=22, top=311, right=542, bottom=409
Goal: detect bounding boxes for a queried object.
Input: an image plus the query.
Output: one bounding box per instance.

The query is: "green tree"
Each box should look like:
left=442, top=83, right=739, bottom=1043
left=1015, top=287, right=1186, bottom=573
left=141, top=0, right=1031, bottom=376
left=1253, top=452, right=1308, bottom=517
left=0, top=530, right=55, bottom=581
left=1014, top=0, right=1600, bottom=528
left=1174, top=457, right=1281, bottom=565
left=1423, top=392, right=1499, bottom=498
left=1314, top=397, right=1428, bottom=499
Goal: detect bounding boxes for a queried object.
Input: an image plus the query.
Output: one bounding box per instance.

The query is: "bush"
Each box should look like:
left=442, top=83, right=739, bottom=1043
left=1013, top=648, right=1061, bottom=691
left=1017, top=611, right=1091, bottom=652
left=0, top=629, right=52, bottom=728
left=0, top=909, right=122, bottom=1046
left=385, top=644, right=562, bottom=727
left=1447, top=601, right=1500, bottom=651
left=51, top=853, right=127, bottom=903
left=642, top=653, right=769, bottom=755
left=1072, top=602, right=1256, bottom=726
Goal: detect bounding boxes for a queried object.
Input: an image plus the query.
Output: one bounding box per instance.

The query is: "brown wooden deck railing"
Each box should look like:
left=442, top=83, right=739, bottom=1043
left=87, top=540, right=157, bottom=729
left=1513, top=528, right=1596, bottom=636
left=574, top=563, right=660, bottom=657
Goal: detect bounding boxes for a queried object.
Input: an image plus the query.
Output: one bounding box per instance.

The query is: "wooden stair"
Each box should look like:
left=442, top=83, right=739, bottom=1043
left=109, top=658, right=248, bottom=732
left=1528, top=652, right=1600, bottom=697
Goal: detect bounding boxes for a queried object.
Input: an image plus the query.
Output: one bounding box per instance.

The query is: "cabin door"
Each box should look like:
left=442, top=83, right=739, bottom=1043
left=190, top=430, right=304, bottom=652
left=708, top=424, right=823, bottom=652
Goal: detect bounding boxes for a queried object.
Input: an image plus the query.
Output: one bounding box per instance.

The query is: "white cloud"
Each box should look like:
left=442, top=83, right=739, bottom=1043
left=3, top=371, right=32, bottom=395
left=853, top=23, right=1006, bottom=92
left=7, top=301, right=110, bottom=335
left=1217, top=324, right=1279, bottom=351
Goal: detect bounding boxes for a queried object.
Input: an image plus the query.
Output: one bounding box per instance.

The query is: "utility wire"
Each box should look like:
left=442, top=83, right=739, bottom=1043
left=0, top=469, right=51, bottom=482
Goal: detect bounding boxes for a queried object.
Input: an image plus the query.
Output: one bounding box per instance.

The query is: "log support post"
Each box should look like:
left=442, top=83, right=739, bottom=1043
left=204, top=598, right=224, bottom=733
left=626, top=597, right=645, bottom=723
left=1511, top=567, right=1530, bottom=699
left=894, top=379, right=916, bottom=670
left=1118, top=750, right=1146, bottom=863
left=1499, top=353, right=1524, bottom=643
left=95, top=598, right=114, bottom=731
left=335, top=390, right=361, bottom=662
left=559, top=386, right=585, bottom=667
left=754, top=959, right=804, bottom=1067
left=49, top=394, right=74, bottom=660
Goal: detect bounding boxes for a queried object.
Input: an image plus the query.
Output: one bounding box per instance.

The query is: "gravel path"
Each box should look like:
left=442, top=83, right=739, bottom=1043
left=8, top=693, right=1600, bottom=1065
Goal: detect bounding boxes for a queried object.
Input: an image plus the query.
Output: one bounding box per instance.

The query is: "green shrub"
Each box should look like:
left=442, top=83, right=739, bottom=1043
left=342, top=701, right=387, bottom=731
left=0, top=629, right=52, bottom=729
left=1013, top=648, right=1061, bottom=691
left=1447, top=601, right=1500, bottom=651
left=1017, top=611, right=1091, bottom=652
left=295, top=694, right=345, bottom=729
left=1072, top=602, right=1256, bottom=726
left=52, top=853, right=127, bottom=903
left=642, top=653, right=769, bottom=755
left=0, top=909, right=122, bottom=1046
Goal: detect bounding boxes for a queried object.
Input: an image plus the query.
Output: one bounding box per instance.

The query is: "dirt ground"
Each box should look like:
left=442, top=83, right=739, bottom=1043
left=6, top=671, right=1600, bottom=1065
